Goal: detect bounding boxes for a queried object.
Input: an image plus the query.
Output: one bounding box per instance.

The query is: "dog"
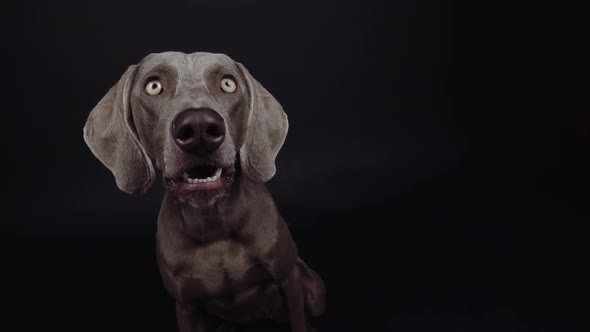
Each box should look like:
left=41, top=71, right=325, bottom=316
left=83, top=52, right=325, bottom=332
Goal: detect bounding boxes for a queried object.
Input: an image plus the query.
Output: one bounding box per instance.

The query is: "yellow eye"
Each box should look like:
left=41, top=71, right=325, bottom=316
left=220, top=77, right=237, bottom=93
left=145, top=80, right=163, bottom=96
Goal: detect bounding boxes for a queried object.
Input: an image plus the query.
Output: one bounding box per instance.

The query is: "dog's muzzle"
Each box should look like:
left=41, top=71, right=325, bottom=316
left=167, top=108, right=234, bottom=207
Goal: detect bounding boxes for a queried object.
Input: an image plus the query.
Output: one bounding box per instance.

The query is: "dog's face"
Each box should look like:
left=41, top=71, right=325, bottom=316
left=132, top=53, right=245, bottom=208
left=83, top=52, right=288, bottom=208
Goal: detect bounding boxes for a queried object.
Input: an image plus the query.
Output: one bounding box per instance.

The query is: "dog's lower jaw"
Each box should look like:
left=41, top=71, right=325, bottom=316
left=179, top=191, right=230, bottom=209
left=167, top=167, right=236, bottom=209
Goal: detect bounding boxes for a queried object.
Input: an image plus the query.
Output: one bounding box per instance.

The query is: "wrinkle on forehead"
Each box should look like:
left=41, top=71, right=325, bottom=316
left=141, top=51, right=232, bottom=67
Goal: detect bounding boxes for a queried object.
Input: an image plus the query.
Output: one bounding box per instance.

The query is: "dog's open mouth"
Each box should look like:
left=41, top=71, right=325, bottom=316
left=171, top=164, right=233, bottom=190
left=183, top=164, right=223, bottom=185
left=167, top=163, right=235, bottom=207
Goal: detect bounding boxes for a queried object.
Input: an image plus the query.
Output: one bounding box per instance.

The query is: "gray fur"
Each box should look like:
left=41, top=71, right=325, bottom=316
left=83, top=64, right=155, bottom=194
left=84, top=52, right=288, bottom=194
left=83, top=52, right=324, bottom=332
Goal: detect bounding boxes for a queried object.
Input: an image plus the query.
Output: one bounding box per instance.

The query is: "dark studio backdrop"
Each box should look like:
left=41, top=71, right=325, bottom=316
left=1, top=0, right=588, bottom=331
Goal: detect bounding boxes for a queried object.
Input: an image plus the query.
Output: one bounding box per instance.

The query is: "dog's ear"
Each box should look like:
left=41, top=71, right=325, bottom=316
left=83, top=65, right=155, bottom=194
left=236, top=62, right=289, bottom=183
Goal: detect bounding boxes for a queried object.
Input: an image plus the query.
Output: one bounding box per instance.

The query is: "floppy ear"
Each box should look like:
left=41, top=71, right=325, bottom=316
left=83, top=65, right=155, bottom=194
left=236, top=63, right=289, bottom=183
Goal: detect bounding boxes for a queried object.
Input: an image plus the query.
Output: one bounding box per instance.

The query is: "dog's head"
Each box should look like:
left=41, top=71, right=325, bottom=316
left=83, top=52, right=288, bottom=208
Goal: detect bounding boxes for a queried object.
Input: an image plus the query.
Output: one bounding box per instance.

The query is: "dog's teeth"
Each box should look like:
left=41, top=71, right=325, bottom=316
left=184, top=170, right=222, bottom=185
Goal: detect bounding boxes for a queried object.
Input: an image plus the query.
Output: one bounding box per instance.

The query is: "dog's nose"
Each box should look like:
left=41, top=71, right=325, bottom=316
left=171, top=108, right=226, bottom=155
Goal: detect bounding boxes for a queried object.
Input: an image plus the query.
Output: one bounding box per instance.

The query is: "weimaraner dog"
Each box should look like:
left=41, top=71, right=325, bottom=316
left=83, top=52, right=325, bottom=332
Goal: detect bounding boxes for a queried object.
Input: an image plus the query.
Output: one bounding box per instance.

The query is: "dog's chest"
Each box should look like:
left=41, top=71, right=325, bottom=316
left=159, top=237, right=270, bottom=302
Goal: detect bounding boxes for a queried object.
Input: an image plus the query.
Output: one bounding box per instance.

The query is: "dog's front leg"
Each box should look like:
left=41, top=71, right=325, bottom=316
left=281, top=265, right=310, bottom=332
left=176, top=302, right=213, bottom=332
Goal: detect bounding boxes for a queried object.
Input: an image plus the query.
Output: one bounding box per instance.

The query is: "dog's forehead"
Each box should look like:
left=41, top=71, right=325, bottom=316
left=139, top=52, right=235, bottom=75
left=189, top=52, right=235, bottom=67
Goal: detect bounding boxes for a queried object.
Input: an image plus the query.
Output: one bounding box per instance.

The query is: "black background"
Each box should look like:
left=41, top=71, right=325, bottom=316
left=2, top=0, right=589, bottom=331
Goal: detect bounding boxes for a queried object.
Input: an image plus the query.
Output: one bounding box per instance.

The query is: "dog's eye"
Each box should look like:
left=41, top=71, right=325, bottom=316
left=145, top=80, right=163, bottom=96
left=220, top=77, right=237, bottom=93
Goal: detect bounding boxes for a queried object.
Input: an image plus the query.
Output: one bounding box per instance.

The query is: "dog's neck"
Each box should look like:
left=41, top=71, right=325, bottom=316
left=160, top=174, right=275, bottom=243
